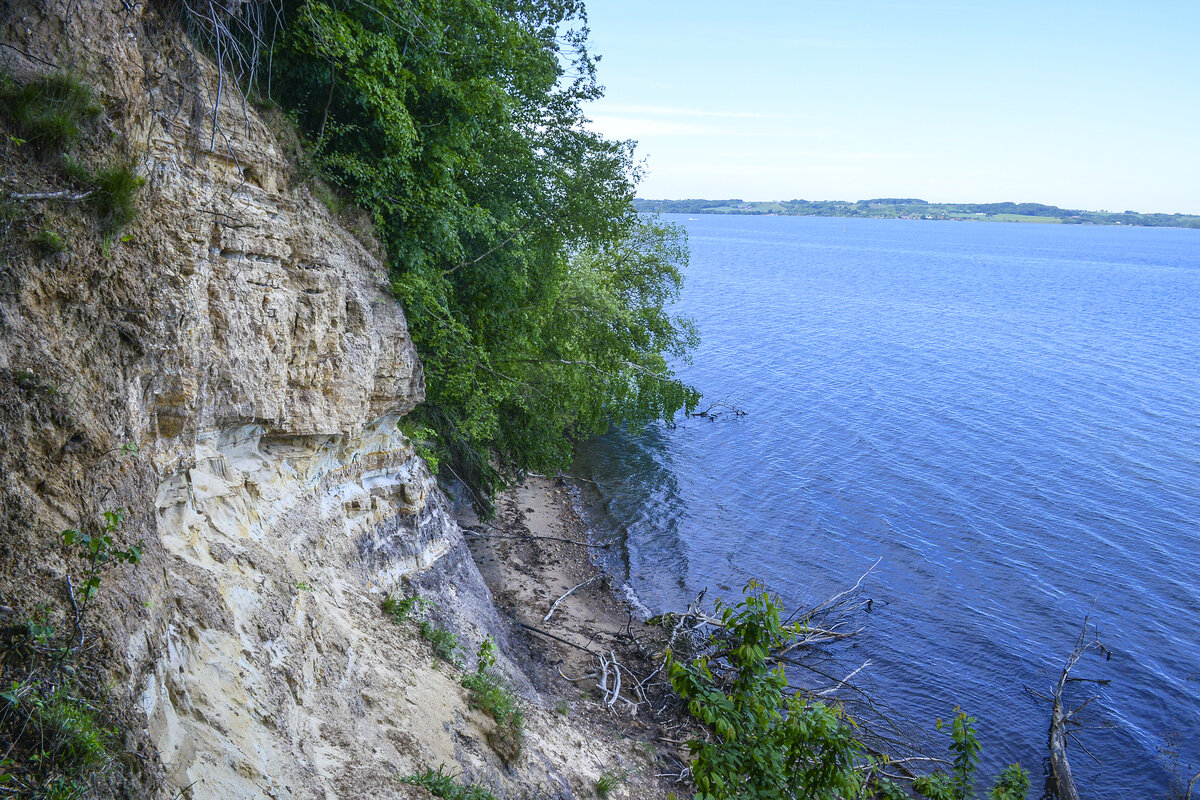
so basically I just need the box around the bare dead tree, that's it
[1028,617,1109,800]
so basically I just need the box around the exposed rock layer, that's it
[0,3,651,797]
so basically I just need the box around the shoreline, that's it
[456,475,689,790]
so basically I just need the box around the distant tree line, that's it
[633,198,1200,228]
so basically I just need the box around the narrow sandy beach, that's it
[459,476,639,689]
[456,475,690,756]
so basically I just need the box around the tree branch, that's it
[8,189,92,202]
[444,218,539,276]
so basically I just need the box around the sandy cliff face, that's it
[0,3,648,798]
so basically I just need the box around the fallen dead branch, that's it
[1045,617,1108,800]
[517,621,595,653]
[543,575,603,624]
[7,189,92,202]
[594,650,640,713]
[650,560,880,664]
[689,398,747,421]
[815,659,872,697]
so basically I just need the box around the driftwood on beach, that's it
[544,559,888,733]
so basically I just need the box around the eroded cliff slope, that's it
[0,3,651,797]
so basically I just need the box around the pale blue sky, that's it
[582,1,1200,213]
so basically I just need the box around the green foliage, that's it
[460,637,522,759]
[61,508,143,602]
[265,0,699,508]
[668,584,1031,800]
[0,72,101,154]
[381,593,459,663]
[873,777,913,800]
[474,634,497,673]
[419,621,461,665]
[400,765,499,800]
[0,72,142,248]
[1,508,141,798]
[25,686,111,773]
[947,710,981,799]
[913,771,957,800]
[398,420,440,475]
[84,164,143,237]
[31,228,68,255]
[912,710,1029,800]
[989,764,1030,800]
[381,593,428,624]
[60,158,144,239]
[666,581,863,800]
[0,677,105,798]
[595,772,621,798]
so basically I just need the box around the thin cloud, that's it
[687,150,933,161]
[586,115,723,138]
[795,151,933,160]
[598,104,799,120]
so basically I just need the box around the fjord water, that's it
[573,214,1200,796]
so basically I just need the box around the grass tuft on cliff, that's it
[0,71,100,154]
[400,765,499,800]
[1,72,143,254]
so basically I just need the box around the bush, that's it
[381,594,428,624]
[87,164,143,236]
[461,670,521,727]
[461,638,522,761]
[28,686,112,772]
[989,764,1030,800]
[0,506,142,798]
[668,583,1032,800]
[667,582,864,800]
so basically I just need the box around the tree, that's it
[266,0,699,508]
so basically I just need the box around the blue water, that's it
[572,214,1200,797]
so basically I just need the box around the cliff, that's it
[0,3,654,797]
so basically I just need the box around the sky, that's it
[581,1,1200,214]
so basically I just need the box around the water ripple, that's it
[575,215,1200,797]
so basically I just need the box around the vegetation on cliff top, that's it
[239,0,699,509]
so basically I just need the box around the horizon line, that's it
[633,197,1200,218]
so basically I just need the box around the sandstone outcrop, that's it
[0,3,651,797]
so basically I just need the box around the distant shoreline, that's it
[634,198,1200,229]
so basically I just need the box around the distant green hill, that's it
[633,198,1200,229]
